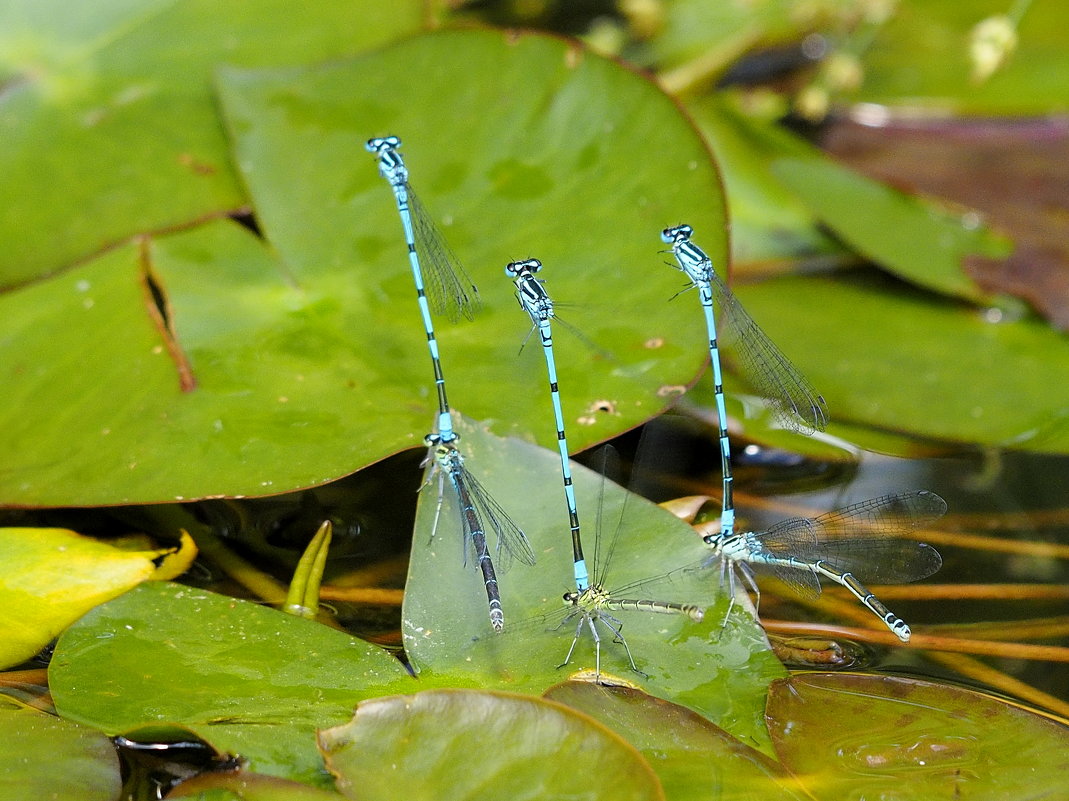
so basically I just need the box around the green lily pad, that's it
[635,0,807,75]
[319,690,664,801]
[855,1,1069,115]
[400,417,785,752]
[766,673,1069,799]
[684,375,959,460]
[545,682,806,801]
[684,94,846,269]
[678,382,848,462]
[0,219,431,506]
[735,274,1069,452]
[0,703,120,801]
[0,0,423,286]
[216,27,723,451]
[772,157,1011,303]
[49,581,412,786]
[1,27,726,507]
[169,771,347,801]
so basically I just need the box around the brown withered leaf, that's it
[822,116,1069,329]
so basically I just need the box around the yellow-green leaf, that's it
[0,527,176,667]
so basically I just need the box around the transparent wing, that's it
[724,522,825,600]
[814,491,948,536]
[761,492,946,584]
[460,467,536,570]
[709,270,828,434]
[755,516,820,555]
[590,445,626,588]
[408,184,480,322]
[556,313,613,359]
[802,537,942,584]
[606,556,713,610]
[760,562,823,600]
[425,469,473,569]
[578,445,708,614]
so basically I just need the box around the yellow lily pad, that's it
[0,527,192,667]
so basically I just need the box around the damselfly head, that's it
[423,433,441,447]
[661,224,693,245]
[505,258,543,277]
[562,590,580,605]
[365,135,401,153]
[702,531,723,551]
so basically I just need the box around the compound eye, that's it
[366,136,401,152]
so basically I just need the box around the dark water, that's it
[5,411,1066,711]
[609,412,1069,714]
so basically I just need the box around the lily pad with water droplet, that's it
[49,581,412,786]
